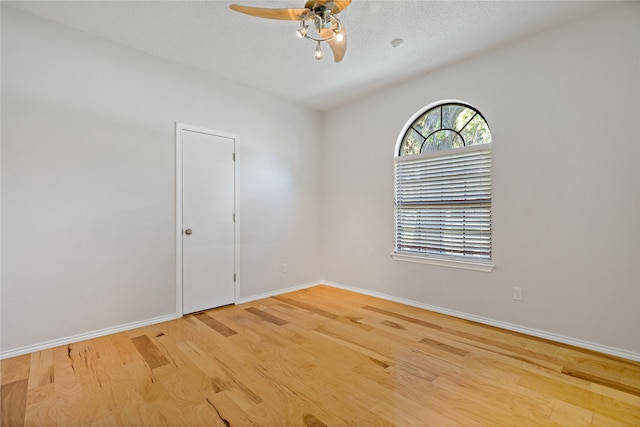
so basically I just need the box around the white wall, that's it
[1,6,322,353]
[320,2,640,357]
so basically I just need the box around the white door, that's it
[181,128,235,314]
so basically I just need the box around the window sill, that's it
[391,252,495,272]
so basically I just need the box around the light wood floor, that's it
[1,285,639,426]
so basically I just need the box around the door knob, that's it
[185,228,193,235]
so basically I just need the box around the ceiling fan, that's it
[229,0,352,62]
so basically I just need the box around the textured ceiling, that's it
[4,0,613,112]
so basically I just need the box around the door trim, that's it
[175,122,239,316]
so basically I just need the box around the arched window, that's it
[393,101,494,271]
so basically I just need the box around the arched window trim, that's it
[392,100,495,272]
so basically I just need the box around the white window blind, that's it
[394,144,492,260]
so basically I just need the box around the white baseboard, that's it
[0,313,181,360]
[4,280,638,363]
[323,281,640,363]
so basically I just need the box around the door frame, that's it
[175,122,239,316]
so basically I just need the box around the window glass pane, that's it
[413,108,441,137]
[400,128,424,155]
[460,114,492,146]
[453,108,476,132]
[442,104,468,130]
[422,130,463,152]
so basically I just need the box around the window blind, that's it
[394,145,492,260]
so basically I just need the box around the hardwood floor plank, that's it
[193,313,237,337]
[274,294,374,332]
[250,353,392,425]
[272,295,339,319]
[68,340,117,423]
[302,413,328,427]
[109,332,144,366]
[247,395,353,427]
[244,306,287,326]
[1,354,30,385]
[3,285,639,426]
[24,382,58,427]
[152,340,218,404]
[363,304,444,330]
[562,366,640,397]
[590,382,640,407]
[371,399,467,427]
[433,369,556,425]
[591,411,639,427]
[519,370,640,424]
[51,344,91,426]
[201,339,352,426]
[176,340,262,410]
[27,349,54,390]
[1,378,28,427]
[204,391,261,427]
[93,336,145,417]
[548,399,594,426]
[130,335,169,369]
[221,306,389,424]
[197,322,350,426]
[313,326,395,366]
[380,319,406,330]
[419,336,470,357]
[179,316,226,355]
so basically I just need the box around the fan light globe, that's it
[314,42,323,60]
[296,23,307,38]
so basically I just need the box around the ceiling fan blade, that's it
[229,4,307,20]
[328,34,347,62]
[331,0,352,14]
[304,0,329,9]
[303,0,351,14]
[321,27,347,62]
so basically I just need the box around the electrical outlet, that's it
[282,263,287,273]
[513,286,523,301]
